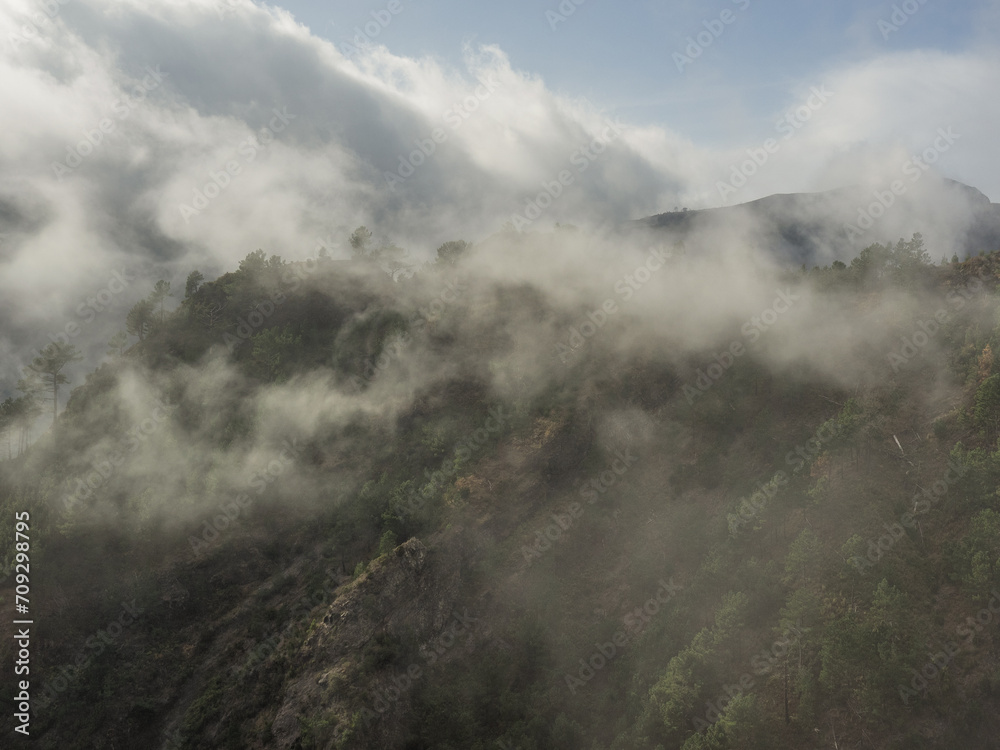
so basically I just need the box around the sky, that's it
[289,0,989,145]
[0,0,998,400]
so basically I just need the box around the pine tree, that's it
[107,331,128,358]
[126,299,155,341]
[185,271,204,298]
[150,280,172,324]
[24,342,81,425]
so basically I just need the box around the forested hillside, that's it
[4,230,1000,750]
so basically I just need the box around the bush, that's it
[378,529,398,556]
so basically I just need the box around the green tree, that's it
[25,342,82,425]
[955,509,1000,596]
[195,300,227,329]
[377,529,397,556]
[126,299,155,341]
[850,242,890,285]
[237,250,284,280]
[185,270,204,298]
[150,280,172,324]
[381,243,411,280]
[349,226,373,259]
[106,330,128,358]
[649,593,749,742]
[16,374,44,402]
[779,587,822,725]
[0,395,41,458]
[783,528,821,586]
[973,374,1000,441]
[349,226,410,277]
[649,630,710,738]
[0,398,14,459]
[435,240,470,266]
[239,249,268,276]
[821,579,920,719]
[888,232,930,284]
[713,693,766,750]
[250,327,302,381]
[867,579,920,694]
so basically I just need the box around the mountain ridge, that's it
[632,176,1000,266]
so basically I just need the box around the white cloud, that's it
[0,0,996,394]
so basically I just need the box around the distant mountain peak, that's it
[633,177,1000,265]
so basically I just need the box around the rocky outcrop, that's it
[270,537,470,749]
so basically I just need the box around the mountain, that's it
[632,176,1000,266]
[5,229,1000,749]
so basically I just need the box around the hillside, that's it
[5,234,1000,749]
[632,177,1000,267]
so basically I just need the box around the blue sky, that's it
[274,0,988,145]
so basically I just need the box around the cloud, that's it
[0,0,996,400]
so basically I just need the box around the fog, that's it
[2,0,999,400]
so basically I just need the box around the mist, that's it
[3,1,1000,748]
